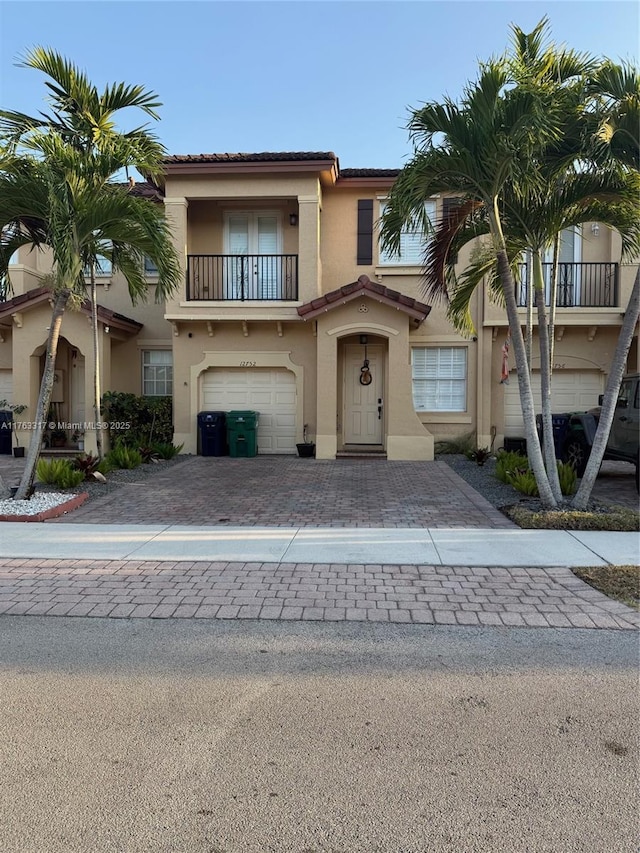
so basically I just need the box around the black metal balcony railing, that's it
[187,255,298,301]
[516,262,619,308]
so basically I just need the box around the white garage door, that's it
[504,370,603,436]
[0,369,13,405]
[202,368,296,454]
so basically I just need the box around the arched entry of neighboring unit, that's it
[339,333,388,450]
[32,336,86,447]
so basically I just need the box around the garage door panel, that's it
[202,368,296,454]
[504,371,603,436]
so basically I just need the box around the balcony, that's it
[517,262,619,308]
[187,254,298,301]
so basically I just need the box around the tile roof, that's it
[0,286,143,333]
[164,152,337,164]
[338,168,400,178]
[297,275,431,324]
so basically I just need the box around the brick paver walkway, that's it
[0,558,637,629]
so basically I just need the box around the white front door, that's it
[225,212,280,299]
[344,345,383,445]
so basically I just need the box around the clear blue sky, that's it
[1,1,638,169]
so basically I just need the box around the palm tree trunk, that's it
[548,234,560,373]
[489,205,557,508]
[15,289,70,500]
[526,252,533,369]
[533,252,562,503]
[90,265,103,460]
[572,267,640,509]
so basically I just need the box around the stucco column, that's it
[476,330,493,449]
[163,197,189,447]
[315,327,338,459]
[163,197,189,310]
[297,193,321,303]
[385,331,434,460]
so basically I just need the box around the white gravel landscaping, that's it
[0,492,73,516]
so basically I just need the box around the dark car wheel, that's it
[564,434,589,477]
[635,453,639,494]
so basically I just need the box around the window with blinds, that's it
[412,347,467,412]
[142,350,173,396]
[378,200,436,266]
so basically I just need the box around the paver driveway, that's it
[48,457,513,528]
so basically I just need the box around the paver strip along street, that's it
[0,558,637,629]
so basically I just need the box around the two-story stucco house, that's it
[1,151,638,459]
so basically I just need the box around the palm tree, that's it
[380,59,567,507]
[0,48,169,460]
[0,137,181,500]
[380,20,639,509]
[572,62,640,508]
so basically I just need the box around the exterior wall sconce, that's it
[591,222,600,236]
[289,213,298,226]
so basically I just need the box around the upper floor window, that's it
[142,350,173,396]
[378,200,436,266]
[412,346,467,412]
[144,256,159,276]
[84,243,112,278]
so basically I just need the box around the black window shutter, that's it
[357,199,373,265]
[443,196,463,225]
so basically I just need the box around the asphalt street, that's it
[0,617,637,853]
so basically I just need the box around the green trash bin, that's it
[227,411,259,457]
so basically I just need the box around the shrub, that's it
[468,447,492,466]
[557,461,577,497]
[37,458,71,485]
[72,453,112,479]
[102,391,173,447]
[138,445,160,464]
[505,467,539,496]
[152,441,184,460]
[435,431,476,456]
[106,445,143,470]
[36,458,85,489]
[495,450,529,483]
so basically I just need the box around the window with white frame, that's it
[142,350,173,396]
[378,200,436,266]
[144,255,159,276]
[84,243,112,278]
[412,347,467,412]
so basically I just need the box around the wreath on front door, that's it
[359,359,372,386]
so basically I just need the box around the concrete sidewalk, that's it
[0,521,637,566]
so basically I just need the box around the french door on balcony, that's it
[225,212,281,299]
[543,227,582,306]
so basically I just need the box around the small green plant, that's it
[106,445,143,469]
[495,450,529,483]
[152,441,184,460]
[557,460,577,496]
[36,458,85,489]
[505,467,539,496]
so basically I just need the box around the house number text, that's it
[240,361,257,367]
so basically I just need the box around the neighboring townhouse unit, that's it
[1,151,638,459]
